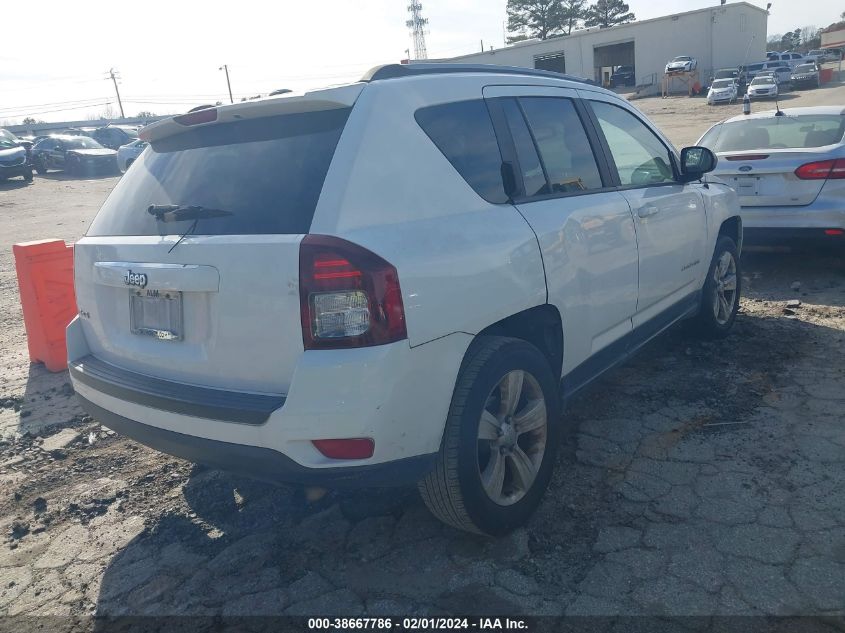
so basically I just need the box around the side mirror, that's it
[680,146,717,181]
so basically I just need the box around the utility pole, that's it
[219,65,234,104]
[108,68,125,119]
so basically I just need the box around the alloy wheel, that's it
[477,370,548,506]
[712,251,738,325]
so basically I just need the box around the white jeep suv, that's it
[68,64,742,535]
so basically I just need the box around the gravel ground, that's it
[1,79,844,621]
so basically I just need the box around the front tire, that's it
[419,337,560,536]
[34,158,47,175]
[689,235,741,338]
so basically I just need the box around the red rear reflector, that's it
[795,159,845,180]
[725,154,769,161]
[312,438,375,460]
[173,108,218,126]
[825,229,844,236]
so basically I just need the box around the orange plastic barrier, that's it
[820,68,833,84]
[13,240,77,372]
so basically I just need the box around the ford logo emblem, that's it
[739,165,753,172]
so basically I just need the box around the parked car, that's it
[746,76,779,99]
[766,51,780,61]
[757,66,791,85]
[790,63,821,89]
[707,79,738,105]
[772,52,806,69]
[116,139,147,172]
[31,135,118,175]
[665,56,697,73]
[699,106,845,247]
[92,125,139,150]
[806,50,830,64]
[610,65,636,88]
[0,132,33,182]
[713,67,742,86]
[67,63,741,535]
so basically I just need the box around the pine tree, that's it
[583,0,635,28]
[561,0,587,34]
[506,0,566,41]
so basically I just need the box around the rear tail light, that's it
[312,438,375,460]
[299,235,407,350]
[795,159,845,180]
[824,229,844,236]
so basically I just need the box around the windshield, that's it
[715,70,737,78]
[672,57,690,62]
[712,80,734,89]
[751,77,775,85]
[794,64,816,73]
[66,137,104,149]
[699,114,845,152]
[0,138,20,150]
[88,108,350,237]
[616,66,633,73]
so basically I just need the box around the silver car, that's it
[697,107,845,245]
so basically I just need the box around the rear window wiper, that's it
[147,204,233,222]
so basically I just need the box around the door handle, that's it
[637,205,660,218]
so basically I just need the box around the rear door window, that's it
[87,108,350,236]
[499,99,548,197]
[415,100,508,204]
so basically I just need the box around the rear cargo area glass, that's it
[87,108,350,236]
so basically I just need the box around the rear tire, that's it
[418,337,560,536]
[34,158,47,175]
[689,235,741,339]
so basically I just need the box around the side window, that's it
[499,99,548,197]
[415,100,508,204]
[517,97,604,194]
[589,101,675,187]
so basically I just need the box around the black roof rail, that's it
[362,63,597,85]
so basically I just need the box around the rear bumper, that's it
[76,394,436,487]
[67,316,470,485]
[743,227,845,248]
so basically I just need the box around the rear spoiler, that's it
[140,83,365,143]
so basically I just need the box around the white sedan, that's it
[707,79,738,105]
[116,139,148,173]
[746,76,778,99]
[698,106,845,247]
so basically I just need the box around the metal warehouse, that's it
[433,1,767,90]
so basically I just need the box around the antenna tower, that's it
[406,3,429,60]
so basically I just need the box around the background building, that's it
[432,2,767,90]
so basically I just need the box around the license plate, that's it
[732,176,759,197]
[129,290,183,341]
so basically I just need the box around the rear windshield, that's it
[699,114,845,152]
[87,108,350,236]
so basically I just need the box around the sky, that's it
[1,0,841,125]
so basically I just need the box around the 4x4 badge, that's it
[124,270,148,288]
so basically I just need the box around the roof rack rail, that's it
[362,63,596,85]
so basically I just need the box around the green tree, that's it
[506,0,565,41]
[136,111,157,118]
[561,0,587,34]
[22,117,37,125]
[583,0,635,28]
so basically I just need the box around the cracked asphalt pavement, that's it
[2,88,845,623]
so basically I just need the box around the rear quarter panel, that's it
[310,78,548,348]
